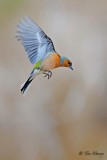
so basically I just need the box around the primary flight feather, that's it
[16,17,73,94]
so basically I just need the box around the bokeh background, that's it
[0,0,107,159]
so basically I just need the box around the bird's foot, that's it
[43,71,52,79]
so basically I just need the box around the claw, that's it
[43,71,52,79]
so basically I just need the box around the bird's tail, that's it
[20,76,34,94]
[20,69,41,94]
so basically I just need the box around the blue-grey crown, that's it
[60,56,68,64]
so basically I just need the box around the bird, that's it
[16,17,73,94]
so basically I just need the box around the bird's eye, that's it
[68,61,72,65]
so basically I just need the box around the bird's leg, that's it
[43,72,50,79]
[48,71,52,78]
[43,71,52,79]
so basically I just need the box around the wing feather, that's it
[16,17,56,64]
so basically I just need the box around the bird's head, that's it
[60,56,73,70]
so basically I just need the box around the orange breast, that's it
[41,53,61,71]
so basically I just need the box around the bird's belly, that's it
[41,61,56,71]
[41,53,60,71]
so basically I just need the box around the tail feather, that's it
[20,69,41,94]
[20,77,34,94]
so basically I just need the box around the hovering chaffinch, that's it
[16,17,73,94]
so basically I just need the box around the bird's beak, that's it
[69,66,73,70]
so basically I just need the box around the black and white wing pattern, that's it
[16,17,56,64]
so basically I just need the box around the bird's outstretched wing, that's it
[16,17,56,64]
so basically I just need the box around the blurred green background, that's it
[0,0,107,159]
